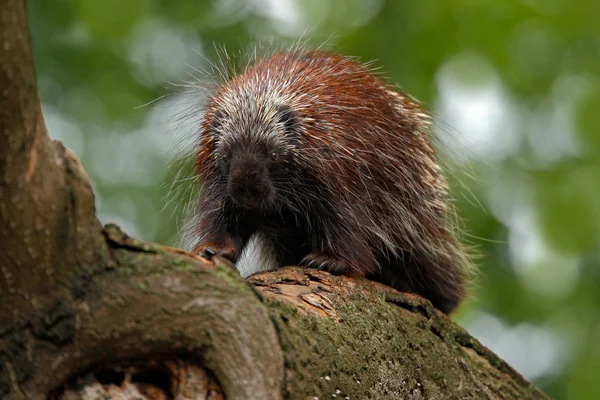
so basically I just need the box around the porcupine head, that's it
[189,49,472,315]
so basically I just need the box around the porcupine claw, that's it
[200,246,236,263]
[203,247,216,258]
[299,252,352,275]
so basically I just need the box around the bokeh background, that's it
[29,1,600,398]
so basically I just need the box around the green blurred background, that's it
[28,0,600,398]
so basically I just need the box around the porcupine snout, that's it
[227,156,275,210]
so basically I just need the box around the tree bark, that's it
[0,0,548,399]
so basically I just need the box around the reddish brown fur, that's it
[190,50,470,314]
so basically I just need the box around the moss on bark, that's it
[250,268,547,400]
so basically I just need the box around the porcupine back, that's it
[194,50,472,313]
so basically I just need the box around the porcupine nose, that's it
[228,160,273,209]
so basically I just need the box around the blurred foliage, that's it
[28,0,600,398]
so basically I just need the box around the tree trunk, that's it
[0,1,548,399]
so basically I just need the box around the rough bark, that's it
[0,0,548,399]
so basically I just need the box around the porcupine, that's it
[188,49,472,314]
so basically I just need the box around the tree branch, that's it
[0,0,104,326]
[15,226,283,399]
[248,267,544,399]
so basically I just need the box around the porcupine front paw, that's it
[197,243,237,263]
[299,252,353,275]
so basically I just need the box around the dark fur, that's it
[191,50,470,314]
